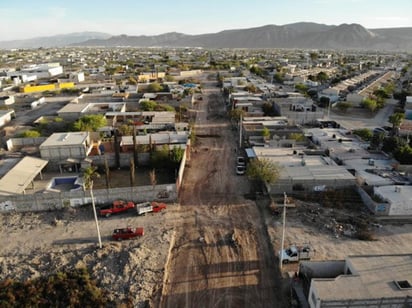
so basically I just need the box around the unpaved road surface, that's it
[159,81,284,307]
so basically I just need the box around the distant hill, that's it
[1,23,411,51]
[0,32,112,49]
[74,23,412,51]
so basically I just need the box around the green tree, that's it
[250,65,265,77]
[156,104,175,112]
[336,101,352,113]
[262,102,276,116]
[72,114,107,132]
[118,123,133,136]
[246,158,281,185]
[164,74,175,82]
[128,76,138,85]
[140,100,158,111]
[170,146,184,167]
[353,128,373,141]
[147,82,163,92]
[262,127,270,140]
[316,71,329,83]
[373,88,390,99]
[393,90,411,104]
[230,109,245,121]
[309,52,318,62]
[245,83,257,93]
[150,145,169,168]
[382,136,407,154]
[394,145,412,164]
[273,72,284,83]
[319,96,330,108]
[189,124,196,146]
[388,112,404,131]
[294,83,308,95]
[370,131,386,150]
[289,133,305,142]
[362,97,378,113]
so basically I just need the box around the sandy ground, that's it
[0,205,175,307]
[1,77,412,307]
[267,199,412,274]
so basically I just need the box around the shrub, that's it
[18,130,41,138]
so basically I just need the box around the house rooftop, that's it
[40,132,89,148]
[313,254,412,301]
[57,103,89,113]
[252,146,355,182]
[374,185,412,215]
[0,156,48,196]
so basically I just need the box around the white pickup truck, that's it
[136,201,167,216]
[135,202,152,215]
[280,245,314,263]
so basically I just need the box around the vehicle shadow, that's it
[52,236,111,245]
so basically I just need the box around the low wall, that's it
[355,185,390,216]
[0,183,177,213]
[269,178,356,194]
[6,137,47,151]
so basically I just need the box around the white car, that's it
[236,165,246,175]
[236,156,246,166]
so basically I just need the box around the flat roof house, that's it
[251,147,356,193]
[39,132,92,171]
[301,254,412,308]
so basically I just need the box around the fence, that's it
[6,137,47,151]
[0,183,177,213]
[355,185,390,216]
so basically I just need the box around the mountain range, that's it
[0,32,111,49]
[1,23,411,51]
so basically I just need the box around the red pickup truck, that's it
[112,227,144,241]
[99,200,135,217]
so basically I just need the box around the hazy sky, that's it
[1,0,411,40]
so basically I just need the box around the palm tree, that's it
[83,166,102,249]
[389,112,405,136]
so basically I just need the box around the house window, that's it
[395,280,412,290]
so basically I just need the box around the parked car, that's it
[279,244,314,263]
[373,127,388,135]
[136,201,167,216]
[236,165,246,175]
[236,156,246,166]
[99,200,135,218]
[112,227,144,241]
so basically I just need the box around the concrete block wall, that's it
[0,183,177,213]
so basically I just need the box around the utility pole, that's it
[327,99,331,119]
[90,180,102,249]
[279,192,287,271]
[239,113,243,148]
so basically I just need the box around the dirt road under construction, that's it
[159,81,284,307]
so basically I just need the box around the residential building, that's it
[299,254,412,308]
[39,132,93,171]
[0,109,15,127]
[250,146,356,193]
